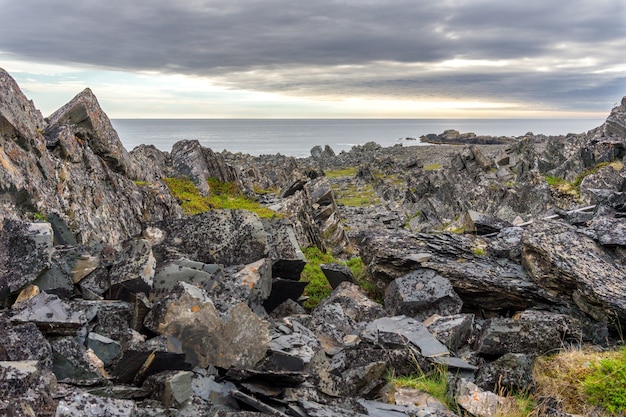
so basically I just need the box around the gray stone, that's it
[192,374,239,409]
[384,269,463,322]
[589,216,626,246]
[0,318,52,368]
[389,389,457,416]
[0,219,53,299]
[456,378,512,417]
[80,238,155,297]
[0,360,58,416]
[521,220,626,320]
[475,353,535,392]
[262,218,306,280]
[171,140,212,195]
[10,292,86,335]
[465,210,513,235]
[51,337,107,385]
[153,258,223,291]
[55,389,137,417]
[155,210,269,266]
[320,263,356,289]
[158,293,270,369]
[363,315,449,358]
[263,278,308,313]
[475,311,582,355]
[87,332,122,367]
[424,314,475,352]
[299,400,368,417]
[143,370,193,408]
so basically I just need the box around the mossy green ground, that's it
[163,176,277,218]
[300,246,376,308]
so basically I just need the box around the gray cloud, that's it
[1,0,624,111]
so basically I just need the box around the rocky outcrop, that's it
[1,68,625,416]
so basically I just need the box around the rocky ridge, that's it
[1,67,625,416]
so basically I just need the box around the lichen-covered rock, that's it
[475,353,535,392]
[55,388,137,417]
[0,219,53,300]
[521,220,626,321]
[384,268,463,321]
[46,87,136,176]
[0,360,58,417]
[475,311,582,355]
[0,318,52,368]
[51,337,108,385]
[158,293,270,369]
[155,210,269,266]
[424,314,475,352]
[10,292,86,335]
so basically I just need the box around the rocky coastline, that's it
[1,66,625,416]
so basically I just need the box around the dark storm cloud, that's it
[1,0,624,110]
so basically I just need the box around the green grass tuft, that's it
[325,166,358,178]
[583,347,626,415]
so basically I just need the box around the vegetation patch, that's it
[300,247,379,308]
[325,166,358,178]
[133,180,149,187]
[332,183,379,207]
[163,176,277,218]
[423,163,442,171]
[534,346,626,416]
[389,365,455,410]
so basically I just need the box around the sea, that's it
[111,119,604,158]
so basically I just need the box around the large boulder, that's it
[384,268,463,321]
[46,87,136,176]
[155,210,269,266]
[0,219,53,300]
[521,220,626,321]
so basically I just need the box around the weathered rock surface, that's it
[1,69,625,416]
[521,220,626,321]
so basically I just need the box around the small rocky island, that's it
[1,67,625,416]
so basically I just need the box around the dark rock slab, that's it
[465,210,513,235]
[0,318,52,368]
[87,332,122,367]
[300,400,368,417]
[320,263,356,289]
[10,292,86,335]
[475,353,535,392]
[384,268,463,321]
[52,337,107,386]
[424,314,475,352]
[46,87,136,176]
[263,278,308,313]
[230,389,291,417]
[143,370,193,408]
[0,219,53,300]
[521,220,626,320]
[363,315,449,358]
[475,311,583,355]
[262,218,306,280]
[155,210,269,266]
[80,238,155,298]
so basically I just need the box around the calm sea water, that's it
[111,119,604,158]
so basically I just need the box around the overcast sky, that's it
[0,0,624,118]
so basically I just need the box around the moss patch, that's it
[163,176,278,218]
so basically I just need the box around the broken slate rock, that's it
[0,360,58,417]
[55,388,138,417]
[10,292,86,335]
[153,258,223,291]
[384,269,463,322]
[0,318,52,368]
[363,315,449,358]
[0,219,53,300]
[87,332,122,367]
[143,370,193,408]
[263,278,308,313]
[158,293,270,369]
[320,263,356,289]
[475,353,535,392]
[456,378,512,417]
[424,314,475,352]
[51,337,108,386]
[465,210,513,235]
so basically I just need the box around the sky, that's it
[0,0,624,119]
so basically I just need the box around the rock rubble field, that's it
[1,67,625,416]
